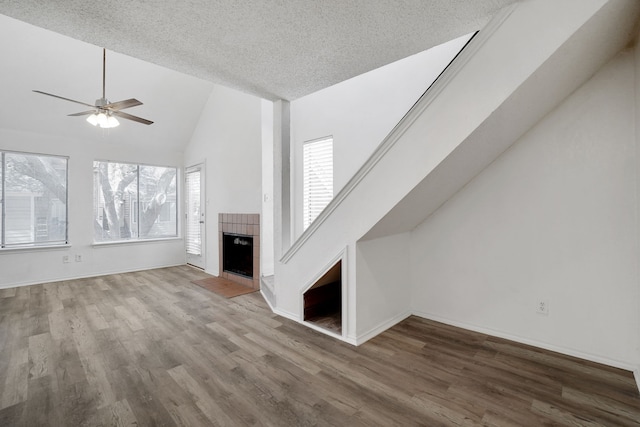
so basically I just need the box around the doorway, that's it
[186,165,205,269]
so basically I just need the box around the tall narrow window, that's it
[303,137,333,230]
[93,161,177,242]
[0,151,68,248]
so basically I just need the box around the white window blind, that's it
[303,137,333,230]
[185,169,201,255]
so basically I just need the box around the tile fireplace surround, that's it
[218,213,260,290]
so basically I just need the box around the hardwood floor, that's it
[0,266,639,426]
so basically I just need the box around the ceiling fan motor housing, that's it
[95,98,109,108]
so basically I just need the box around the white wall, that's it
[261,99,275,276]
[410,50,640,368]
[184,84,263,276]
[290,34,472,238]
[0,128,185,288]
[356,233,411,338]
[274,0,615,345]
[0,80,265,287]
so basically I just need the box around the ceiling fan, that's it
[33,48,153,128]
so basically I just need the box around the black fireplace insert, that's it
[222,233,253,278]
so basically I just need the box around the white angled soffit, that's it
[360,0,640,241]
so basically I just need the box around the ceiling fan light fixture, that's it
[96,112,108,127]
[105,115,120,128]
[86,113,99,126]
[86,111,119,129]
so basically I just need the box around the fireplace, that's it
[219,213,260,290]
[223,233,253,278]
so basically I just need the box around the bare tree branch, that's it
[9,156,66,201]
[97,163,136,239]
[140,168,176,235]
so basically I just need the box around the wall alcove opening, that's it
[303,260,342,334]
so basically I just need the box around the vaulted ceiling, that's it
[0,0,520,101]
[0,14,214,151]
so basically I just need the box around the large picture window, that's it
[303,137,333,230]
[93,161,177,242]
[0,151,68,248]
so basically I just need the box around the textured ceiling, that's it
[0,0,519,101]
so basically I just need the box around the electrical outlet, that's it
[536,299,549,315]
[62,255,70,264]
[75,254,82,262]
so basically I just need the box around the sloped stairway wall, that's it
[272,0,640,344]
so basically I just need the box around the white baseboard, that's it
[353,310,412,346]
[243,293,640,383]
[272,306,298,323]
[260,288,276,312]
[270,305,410,346]
[414,310,637,373]
[0,262,185,290]
[202,268,219,277]
[301,319,353,344]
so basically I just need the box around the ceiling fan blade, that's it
[104,98,143,111]
[68,110,96,117]
[112,110,154,125]
[33,90,96,108]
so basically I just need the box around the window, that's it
[0,151,68,248]
[185,167,202,256]
[303,137,333,229]
[93,161,177,242]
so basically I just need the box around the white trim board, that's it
[352,310,412,346]
[0,262,186,290]
[260,288,277,312]
[272,306,298,323]
[414,310,639,375]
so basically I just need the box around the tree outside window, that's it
[93,161,177,242]
[0,151,68,248]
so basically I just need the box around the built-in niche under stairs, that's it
[303,260,342,334]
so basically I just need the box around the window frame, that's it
[93,159,179,244]
[0,149,69,249]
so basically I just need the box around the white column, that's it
[273,100,291,260]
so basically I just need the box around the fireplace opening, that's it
[222,233,254,278]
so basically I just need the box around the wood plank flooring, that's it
[0,265,639,426]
